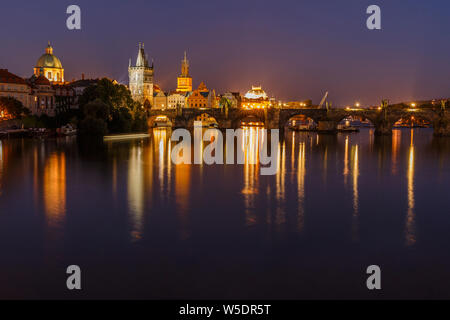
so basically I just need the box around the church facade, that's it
[128,43,154,107]
[0,42,78,117]
[33,42,65,84]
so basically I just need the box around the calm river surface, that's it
[1,128,450,299]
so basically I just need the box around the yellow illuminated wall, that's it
[177,76,192,92]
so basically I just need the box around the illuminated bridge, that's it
[148,99,450,136]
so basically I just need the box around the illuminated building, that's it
[128,43,154,106]
[285,100,312,108]
[0,69,33,111]
[28,75,56,116]
[153,84,161,93]
[1,44,77,117]
[242,86,270,109]
[187,82,217,108]
[168,91,188,109]
[176,52,192,92]
[153,90,168,110]
[33,42,65,84]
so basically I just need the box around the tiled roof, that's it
[69,79,98,87]
[34,75,51,85]
[0,69,27,85]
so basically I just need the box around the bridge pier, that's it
[433,119,450,137]
[317,120,338,133]
[218,120,232,129]
[374,121,393,135]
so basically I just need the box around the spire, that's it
[198,81,207,91]
[134,42,151,67]
[136,43,145,67]
[46,41,53,55]
[181,51,189,76]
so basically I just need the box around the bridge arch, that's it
[230,109,266,128]
[186,113,219,127]
[335,113,377,129]
[393,113,433,128]
[278,110,325,129]
[286,114,318,130]
[148,114,174,128]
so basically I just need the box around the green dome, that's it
[36,53,63,69]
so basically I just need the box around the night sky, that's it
[1,0,449,106]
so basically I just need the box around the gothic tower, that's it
[176,51,192,92]
[128,43,154,106]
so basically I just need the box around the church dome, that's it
[35,42,63,69]
[244,86,268,99]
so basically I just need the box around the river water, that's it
[0,128,450,299]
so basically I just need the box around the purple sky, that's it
[1,0,450,106]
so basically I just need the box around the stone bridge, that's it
[149,102,450,136]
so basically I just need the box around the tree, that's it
[0,96,30,119]
[219,96,232,109]
[109,106,132,133]
[219,97,232,119]
[132,108,149,132]
[79,78,135,112]
[78,78,148,134]
[79,116,108,136]
[83,99,110,120]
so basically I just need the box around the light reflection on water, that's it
[352,144,359,240]
[0,140,3,196]
[127,144,144,240]
[406,129,416,246]
[43,152,66,227]
[1,127,450,298]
